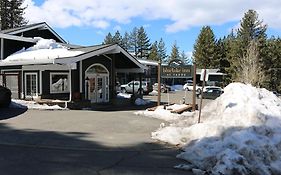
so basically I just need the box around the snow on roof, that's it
[0,38,84,66]
[137,82,281,174]
[138,59,158,66]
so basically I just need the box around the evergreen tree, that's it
[148,41,159,61]
[193,26,216,69]
[0,0,27,30]
[215,38,230,73]
[112,30,123,46]
[180,50,191,65]
[137,26,151,59]
[169,41,180,62]
[129,27,138,56]
[122,32,130,50]
[229,9,267,83]
[103,32,114,44]
[264,37,281,92]
[158,38,167,63]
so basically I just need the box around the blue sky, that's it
[24,0,281,57]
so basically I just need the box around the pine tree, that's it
[0,0,27,30]
[112,30,123,46]
[169,41,180,62]
[148,41,159,61]
[215,38,230,73]
[158,38,167,63]
[193,26,216,69]
[103,32,113,44]
[129,27,138,56]
[180,50,191,64]
[229,9,267,83]
[122,32,130,50]
[237,9,267,56]
[137,26,151,59]
[264,37,281,92]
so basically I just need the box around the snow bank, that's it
[10,99,66,110]
[142,83,281,174]
[2,38,83,65]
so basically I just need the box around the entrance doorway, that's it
[25,73,38,99]
[85,64,109,103]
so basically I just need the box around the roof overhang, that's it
[0,33,36,43]
[4,22,66,44]
[55,44,147,72]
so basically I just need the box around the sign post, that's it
[198,69,208,123]
[157,62,161,106]
[192,63,196,111]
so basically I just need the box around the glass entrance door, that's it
[87,75,109,103]
[85,64,109,103]
[25,73,38,98]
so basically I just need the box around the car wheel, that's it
[161,88,166,93]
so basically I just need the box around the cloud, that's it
[23,0,281,32]
[113,25,122,31]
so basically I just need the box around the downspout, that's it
[65,67,72,108]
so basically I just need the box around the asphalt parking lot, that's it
[0,108,192,175]
[0,90,211,175]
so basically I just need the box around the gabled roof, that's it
[55,44,147,72]
[0,22,66,43]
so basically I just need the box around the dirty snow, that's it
[1,38,83,65]
[135,104,195,122]
[137,83,281,175]
[10,99,66,110]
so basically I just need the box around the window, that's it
[50,73,69,93]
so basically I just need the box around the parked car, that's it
[120,81,153,95]
[196,86,223,95]
[183,80,201,92]
[198,88,224,99]
[153,83,171,93]
[0,85,12,108]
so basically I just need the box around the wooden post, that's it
[192,64,196,111]
[157,62,161,106]
[198,69,206,123]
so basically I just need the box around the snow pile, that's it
[135,98,151,106]
[10,99,66,110]
[144,83,281,174]
[2,38,83,65]
[116,93,132,99]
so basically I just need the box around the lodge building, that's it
[0,22,148,104]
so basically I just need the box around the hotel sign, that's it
[161,65,193,78]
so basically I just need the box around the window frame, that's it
[50,72,70,94]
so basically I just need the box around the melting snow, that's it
[10,99,67,110]
[1,37,83,65]
[137,83,281,175]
